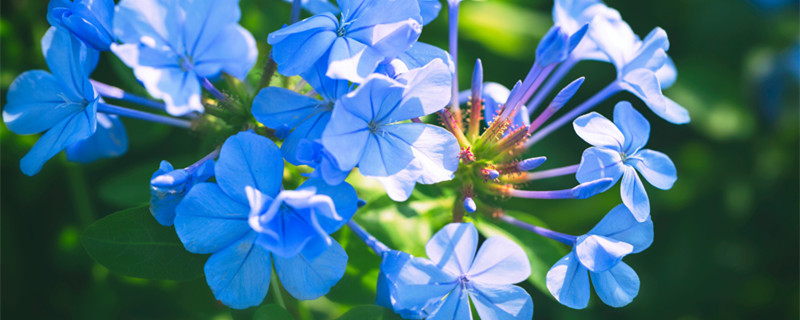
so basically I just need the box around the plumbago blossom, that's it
[2,0,688,318]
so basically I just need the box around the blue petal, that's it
[20,101,97,176]
[174,183,251,254]
[282,112,331,165]
[426,223,478,276]
[391,256,459,313]
[573,112,624,150]
[632,149,677,190]
[481,82,529,132]
[659,96,691,125]
[50,0,115,51]
[371,123,460,188]
[588,204,654,253]
[390,59,452,119]
[268,13,339,76]
[42,27,96,100]
[357,127,416,177]
[252,189,332,259]
[300,54,351,101]
[590,261,640,307]
[656,56,677,89]
[621,69,678,124]
[251,86,326,131]
[376,250,427,318]
[536,26,570,67]
[113,0,183,48]
[326,37,385,83]
[391,42,454,75]
[215,131,284,202]
[576,147,624,186]
[273,240,347,300]
[297,178,358,233]
[426,285,471,320]
[613,101,650,154]
[586,16,640,72]
[470,283,534,320]
[204,232,272,309]
[193,25,257,79]
[65,112,127,163]
[320,106,370,171]
[283,0,339,15]
[418,0,442,25]
[620,166,650,222]
[343,0,422,39]
[3,70,84,135]
[546,253,590,309]
[622,27,669,74]
[467,236,530,285]
[574,234,633,273]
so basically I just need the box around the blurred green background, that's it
[1,0,798,319]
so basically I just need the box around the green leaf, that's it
[253,304,294,320]
[81,206,208,281]
[336,306,400,320]
[475,214,568,294]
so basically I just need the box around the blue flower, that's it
[252,57,351,184]
[174,131,356,308]
[47,0,115,51]
[321,60,459,201]
[150,158,215,226]
[382,223,534,319]
[3,27,99,176]
[546,204,653,309]
[112,0,258,115]
[65,113,128,163]
[267,0,423,83]
[376,42,454,79]
[574,102,677,221]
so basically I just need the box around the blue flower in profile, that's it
[47,0,115,51]
[321,60,459,201]
[546,204,653,309]
[65,113,128,163]
[383,223,534,319]
[574,101,677,221]
[150,158,215,226]
[252,57,351,184]
[112,0,258,115]
[174,131,356,309]
[3,27,99,176]
[268,0,423,83]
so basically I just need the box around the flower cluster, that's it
[3,0,687,318]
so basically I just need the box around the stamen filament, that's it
[97,102,193,129]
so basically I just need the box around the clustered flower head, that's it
[3,0,688,317]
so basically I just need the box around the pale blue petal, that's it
[113,0,183,50]
[470,283,534,320]
[576,147,624,186]
[427,285,471,320]
[586,15,639,72]
[297,178,358,233]
[283,0,339,15]
[623,27,669,74]
[174,183,251,254]
[376,250,427,318]
[268,13,339,76]
[574,234,633,273]
[589,204,654,253]
[391,256,458,312]
[181,0,241,56]
[204,232,272,309]
[657,96,690,124]
[358,128,418,177]
[215,131,284,202]
[20,102,96,176]
[467,236,530,285]
[546,253,590,309]
[573,112,624,150]
[282,112,331,165]
[273,240,347,300]
[48,0,115,51]
[3,70,83,135]
[392,42,454,75]
[388,59,452,120]
[632,149,677,190]
[321,103,369,171]
[426,223,478,276]
[251,86,325,130]
[300,54,351,101]
[344,0,422,40]
[419,0,442,25]
[42,27,95,100]
[621,69,678,124]
[620,166,650,222]
[613,101,650,154]
[66,113,128,163]
[656,55,677,89]
[326,37,385,83]
[590,261,640,307]
[253,190,330,259]
[193,25,258,79]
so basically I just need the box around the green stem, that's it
[67,164,95,227]
[270,270,286,309]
